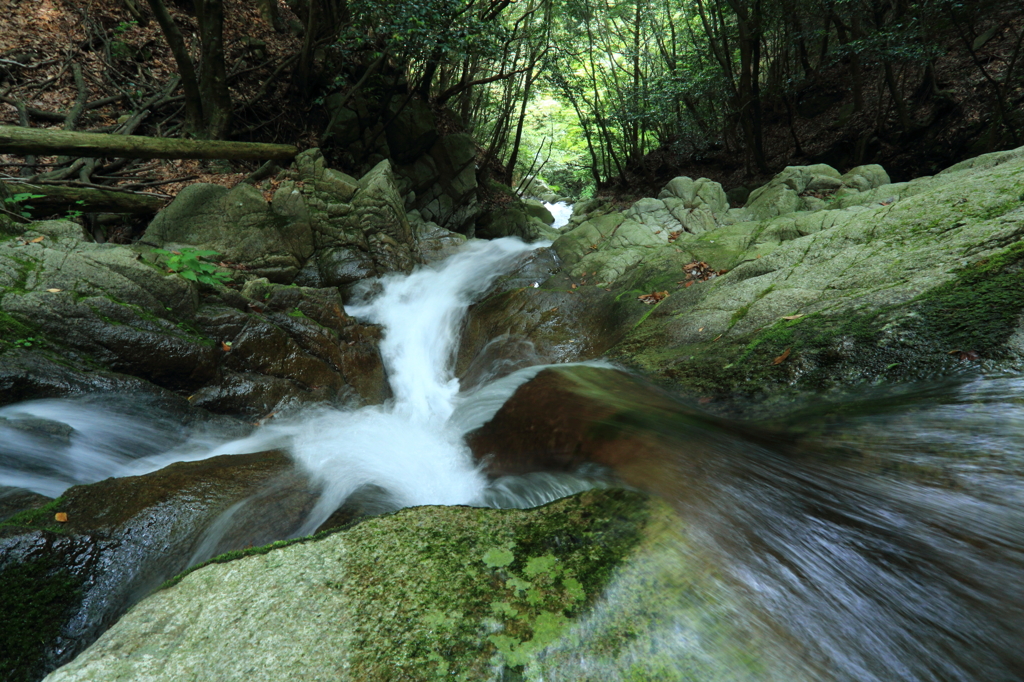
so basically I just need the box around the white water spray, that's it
[1,237,611,535]
[240,237,546,532]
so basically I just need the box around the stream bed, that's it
[2,237,1023,681]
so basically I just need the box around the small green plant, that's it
[65,199,86,221]
[113,20,137,35]
[3,193,45,219]
[13,337,37,347]
[153,248,231,286]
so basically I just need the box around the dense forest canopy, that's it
[1,0,1022,196]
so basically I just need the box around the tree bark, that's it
[194,0,233,139]
[2,182,166,216]
[145,0,203,133]
[0,126,297,160]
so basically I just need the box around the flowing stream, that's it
[2,237,1023,680]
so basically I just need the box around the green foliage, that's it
[153,248,231,286]
[65,200,86,221]
[3,193,45,219]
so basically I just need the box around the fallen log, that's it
[0,125,297,161]
[1,182,165,216]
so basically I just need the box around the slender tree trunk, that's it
[145,0,203,134]
[195,0,232,139]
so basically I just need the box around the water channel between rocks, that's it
[2,237,1023,680]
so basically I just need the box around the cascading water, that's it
[3,236,1024,681]
[1,237,605,536]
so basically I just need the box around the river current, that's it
[2,237,1022,680]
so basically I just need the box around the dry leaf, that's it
[698,397,713,404]
[30,236,45,243]
[638,290,669,304]
[548,307,558,312]
[46,288,62,293]
[698,327,704,332]
[54,512,68,523]
[773,348,792,365]
[713,334,723,341]
[782,314,804,320]
[220,341,233,352]
[571,283,577,289]
[684,281,693,288]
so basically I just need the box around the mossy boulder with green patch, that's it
[608,147,1024,408]
[43,489,656,682]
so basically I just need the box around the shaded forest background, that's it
[1,0,1022,206]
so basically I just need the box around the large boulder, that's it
[144,182,314,284]
[286,150,420,288]
[1,450,315,682]
[39,488,769,682]
[469,146,1024,412]
[146,149,421,291]
[1,222,389,416]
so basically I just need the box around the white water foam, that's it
[1,237,612,536]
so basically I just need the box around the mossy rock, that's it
[43,489,655,681]
[0,451,313,681]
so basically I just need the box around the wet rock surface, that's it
[41,489,657,681]
[0,226,389,417]
[0,451,318,682]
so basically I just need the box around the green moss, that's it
[341,490,649,679]
[0,310,38,349]
[0,497,66,533]
[615,240,1024,403]
[0,554,84,682]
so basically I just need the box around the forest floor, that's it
[0,0,312,207]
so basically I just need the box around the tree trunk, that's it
[194,0,233,139]
[0,126,298,160]
[145,0,204,134]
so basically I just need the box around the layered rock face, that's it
[460,146,1024,411]
[0,150,474,418]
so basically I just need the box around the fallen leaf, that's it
[684,281,693,288]
[604,288,611,291]
[548,307,558,312]
[221,341,233,351]
[773,348,792,365]
[46,288,62,293]
[54,513,68,523]
[756,254,761,259]
[698,327,704,332]
[638,290,669,304]
[571,283,577,289]
[782,314,804,320]
[713,334,723,341]
[698,397,713,404]
[30,236,45,243]
[958,350,979,361]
